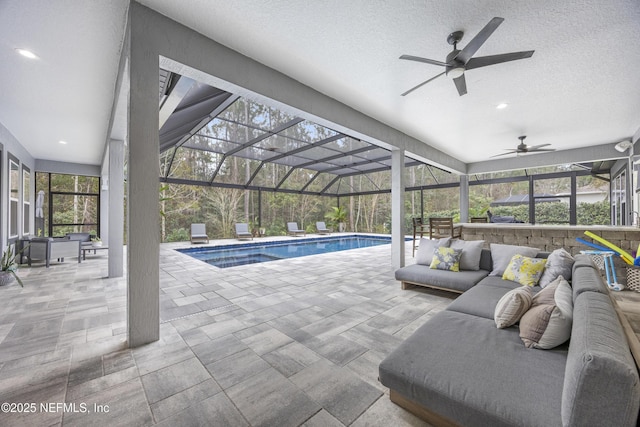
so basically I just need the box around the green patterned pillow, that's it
[502,254,547,286]
[429,247,463,272]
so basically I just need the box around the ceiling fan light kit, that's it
[400,17,534,97]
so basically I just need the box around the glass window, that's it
[23,167,30,235]
[9,158,19,238]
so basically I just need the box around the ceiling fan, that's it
[400,17,534,96]
[491,136,556,158]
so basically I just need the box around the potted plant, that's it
[0,245,24,287]
[325,206,347,232]
[91,236,103,247]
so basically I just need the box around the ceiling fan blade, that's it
[529,148,556,152]
[453,74,467,96]
[455,17,504,64]
[401,71,446,96]
[465,51,535,70]
[399,55,447,67]
[526,143,551,150]
[490,150,518,158]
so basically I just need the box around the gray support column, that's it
[459,175,469,223]
[108,139,124,278]
[128,13,160,346]
[391,148,405,269]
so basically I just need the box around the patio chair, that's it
[428,217,462,240]
[235,223,254,240]
[316,221,332,234]
[190,223,209,244]
[287,222,306,237]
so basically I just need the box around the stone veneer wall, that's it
[460,224,640,283]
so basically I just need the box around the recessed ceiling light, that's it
[59,140,68,145]
[496,103,508,110]
[15,48,37,59]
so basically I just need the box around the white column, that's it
[108,139,124,278]
[128,14,160,347]
[391,148,405,269]
[459,174,469,223]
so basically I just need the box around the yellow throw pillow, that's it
[502,254,547,287]
[430,247,462,272]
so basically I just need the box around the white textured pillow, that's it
[519,276,573,349]
[494,286,533,328]
[415,237,451,265]
[489,244,539,276]
[450,240,485,271]
[539,248,574,288]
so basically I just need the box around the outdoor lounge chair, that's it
[234,223,253,240]
[287,222,306,237]
[316,221,332,234]
[190,223,209,244]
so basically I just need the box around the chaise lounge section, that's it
[380,253,640,426]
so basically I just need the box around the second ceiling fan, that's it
[491,136,556,158]
[400,17,534,96]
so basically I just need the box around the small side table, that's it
[82,246,109,260]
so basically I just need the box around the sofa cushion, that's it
[539,248,574,288]
[416,237,451,265]
[446,282,517,319]
[395,264,489,293]
[494,287,533,328]
[520,277,573,349]
[379,310,567,427]
[502,254,547,287]
[430,247,462,271]
[489,244,540,276]
[450,239,485,271]
[562,291,640,427]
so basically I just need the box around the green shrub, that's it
[166,227,190,242]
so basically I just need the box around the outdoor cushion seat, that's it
[234,223,253,240]
[287,222,305,236]
[315,221,332,234]
[190,223,209,244]
[379,310,568,427]
[394,264,489,293]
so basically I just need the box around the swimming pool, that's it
[178,235,398,268]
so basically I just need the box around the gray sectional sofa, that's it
[380,254,640,426]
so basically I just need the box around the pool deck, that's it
[0,234,444,426]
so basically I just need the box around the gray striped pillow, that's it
[494,286,533,328]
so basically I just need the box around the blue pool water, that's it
[178,235,396,268]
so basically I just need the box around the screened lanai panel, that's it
[183,134,240,154]
[216,98,296,132]
[255,134,308,152]
[304,173,337,193]
[197,118,267,144]
[295,146,341,161]
[234,146,281,161]
[324,137,369,152]
[279,168,322,191]
[251,163,292,188]
[212,157,262,184]
[169,147,219,181]
[278,120,339,143]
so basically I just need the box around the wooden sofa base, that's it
[390,390,460,427]
[400,280,464,294]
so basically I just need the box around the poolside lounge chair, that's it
[235,223,254,240]
[287,222,306,237]
[190,223,209,244]
[316,221,332,234]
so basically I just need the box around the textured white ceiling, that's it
[1,0,639,166]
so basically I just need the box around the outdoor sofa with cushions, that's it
[380,255,640,427]
[395,239,546,293]
[27,237,81,268]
